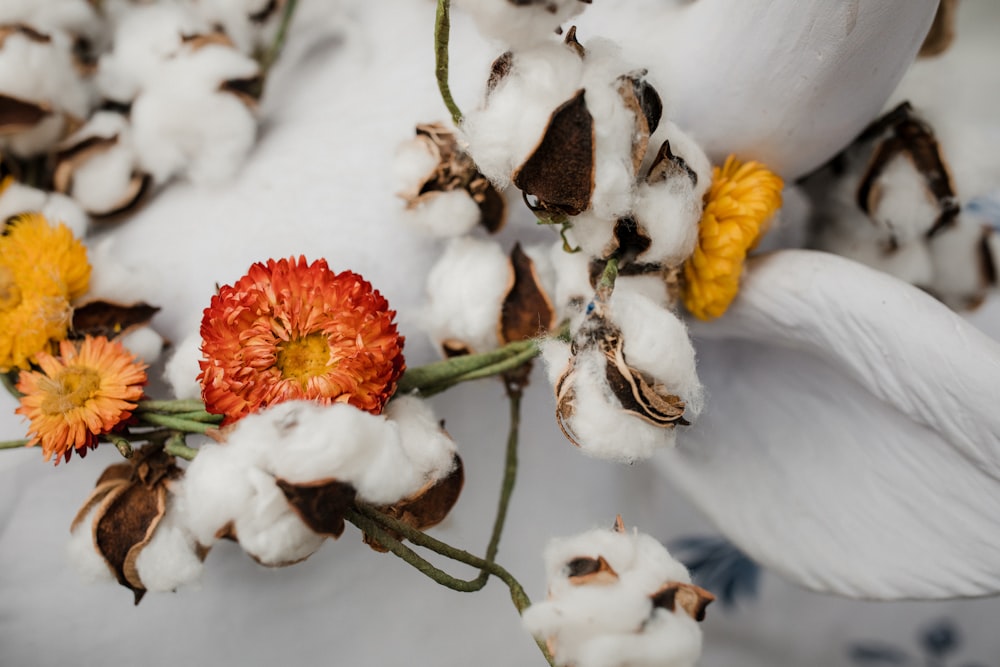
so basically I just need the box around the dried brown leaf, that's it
[72,301,160,340]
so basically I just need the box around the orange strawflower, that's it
[199,257,405,424]
[16,336,148,464]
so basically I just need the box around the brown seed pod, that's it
[649,581,715,622]
[275,477,358,538]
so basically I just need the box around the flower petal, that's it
[658,250,1000,599]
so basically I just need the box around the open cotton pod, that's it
[453,0,592,50]
[53,111,150,219]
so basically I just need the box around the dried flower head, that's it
[0,212,90,371]
[682,156,783,320]
[16,336,148,463]
[199,257,405,424]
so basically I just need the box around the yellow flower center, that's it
[276,333,333,386]
[0,266,21,310]
[40,366,102,415]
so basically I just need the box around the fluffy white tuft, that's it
[133,495,204,592]
[383,395,458,486]
[422,236,512,354]
[164,332,205,400]
[404,190,482,238]
[83,237,158,304]
[453,0,588,49]
[67,507,115,584]
[115,326,165,365]
[60,112,143,216]
[0,183,89,239]
[175,443,256,546]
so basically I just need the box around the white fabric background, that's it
[1,1,999,665]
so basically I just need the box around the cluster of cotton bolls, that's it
[804,101,1000,310]
[69,396,461,595]
[0,0,283,219]
[396,0,707,460]
[522,519,713,667]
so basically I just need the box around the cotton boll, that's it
[0,182,89,238]
[422,236,512,354]
[97,4,211,101]
[57,111,145,217]
[404,190,482,238]
[232,467,326,566]
[453,0,588,49]
[392,135,440,193]
[557,344,677,462]
[816,217,935,287]
[133,497,204,592]
[116,326,165,365]
[522,242,558,310]
[611,289,703,419]
[463,42,585,187]
[568,209,616,259]
[0,31,94,156]
[165,333,205,400]
[67,507,115,584]
[176,443,257,546]
[38,192,89,239]
[130,45,259,185]
[644,121,713,203]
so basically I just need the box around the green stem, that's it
[259,0,299,75]
[597,255,620,296]
[472,384,522,586]
[108,434,134,459]
[0,439,31,450]
[414,345,540,398]
[164,433,198,461]
[164,411,224,423]
[137,399,208,413]
[434,0,463,125]
[397,339,535,394]
[139,413,216,434]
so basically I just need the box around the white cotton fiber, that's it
[404,190,482,238]
[422,236,512,354]
[569,613,703,667]
[462,42,585,188]
[867,153,942,244]
[578,39,641,221]
[611,288,703,419]
[67,507,115,584]
[632,180,701,265]
[453,0,588,49]
[164,332,205,400]
[83,237,158,304]
[0,183,89,238]
[97,4,210,101]
[231,466,326,566]
[392,135,439,194]
[188,0,284,55]
[384,395,458,485]
[927,215,992,308]
[642,121,713,202]
[0,0,101,38]
[116,326,165,365]
[130,44,259,185]
[549,238,594,321]
[568,209,616,259]
[175,443,257,546]
[133,496,204,592]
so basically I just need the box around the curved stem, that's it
[471,384,522,587]
[434,0,463,125]
[164,433,198,461]
[137,399,208,413]
[139,413,216,435]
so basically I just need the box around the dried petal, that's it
[513,89,595,217]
